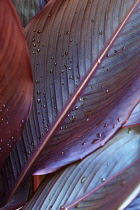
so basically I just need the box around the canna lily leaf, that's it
[11,0,48,27]
[23,126,140,209]
[0,0,32,168]
[123,102,140,128]
[1,0,140,206]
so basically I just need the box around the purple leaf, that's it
[0,0,32,168]
[23,126,140,209]
[11,0,48,27]
[0,178,30,210]
[1,0,140,206]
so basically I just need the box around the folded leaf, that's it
[0,0,32,168]
[1,0,140,206]
[23,126,140,209]
[123,103,140,127]
[11,0,48,27]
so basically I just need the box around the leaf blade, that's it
[23,126,140,209]
[1,0,140,206]
[0,0,32,168]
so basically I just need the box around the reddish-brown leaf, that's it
[0,0,33,168]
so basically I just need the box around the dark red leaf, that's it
[0,0,32,168]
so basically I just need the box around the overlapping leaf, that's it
[11,0,48,27]
[1,0,140,207]
[23,126,140,209]
[123,103,140,127]
[0,0,32,168]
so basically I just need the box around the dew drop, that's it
[60,206,67,210]
[113,124,116,128]
[32,38,35,41]
[60,151,64,155]
[45,128,49,133]
[43,105,46,108]
[54,62,57,66]
[78,98,82,101]
[97,133,101,138]
[99,31,103,35]
[106,89,109,93]
[31,142,34,146]
[106,53,109,57]
[81,176,86,183]
[104,123,107,127]
[33,43,36,47]
[50,70,53,74]
[35,80,39,84]
[66,31,70,35]
[37,30,41,34]
[101,178,106,182]
[37,48,41,52]
[120,180,125,187]
[37,91,41,95]
[117,118,121,122]
[82,142,86,145]
[65,52,68,56]
[48,13,52,17]
[37,99,41,103]
[122,46,125,51]
[92,139,99,144]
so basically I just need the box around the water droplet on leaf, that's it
[81,177,86,183]
[37,99,41,103]
[101,178,106,182]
